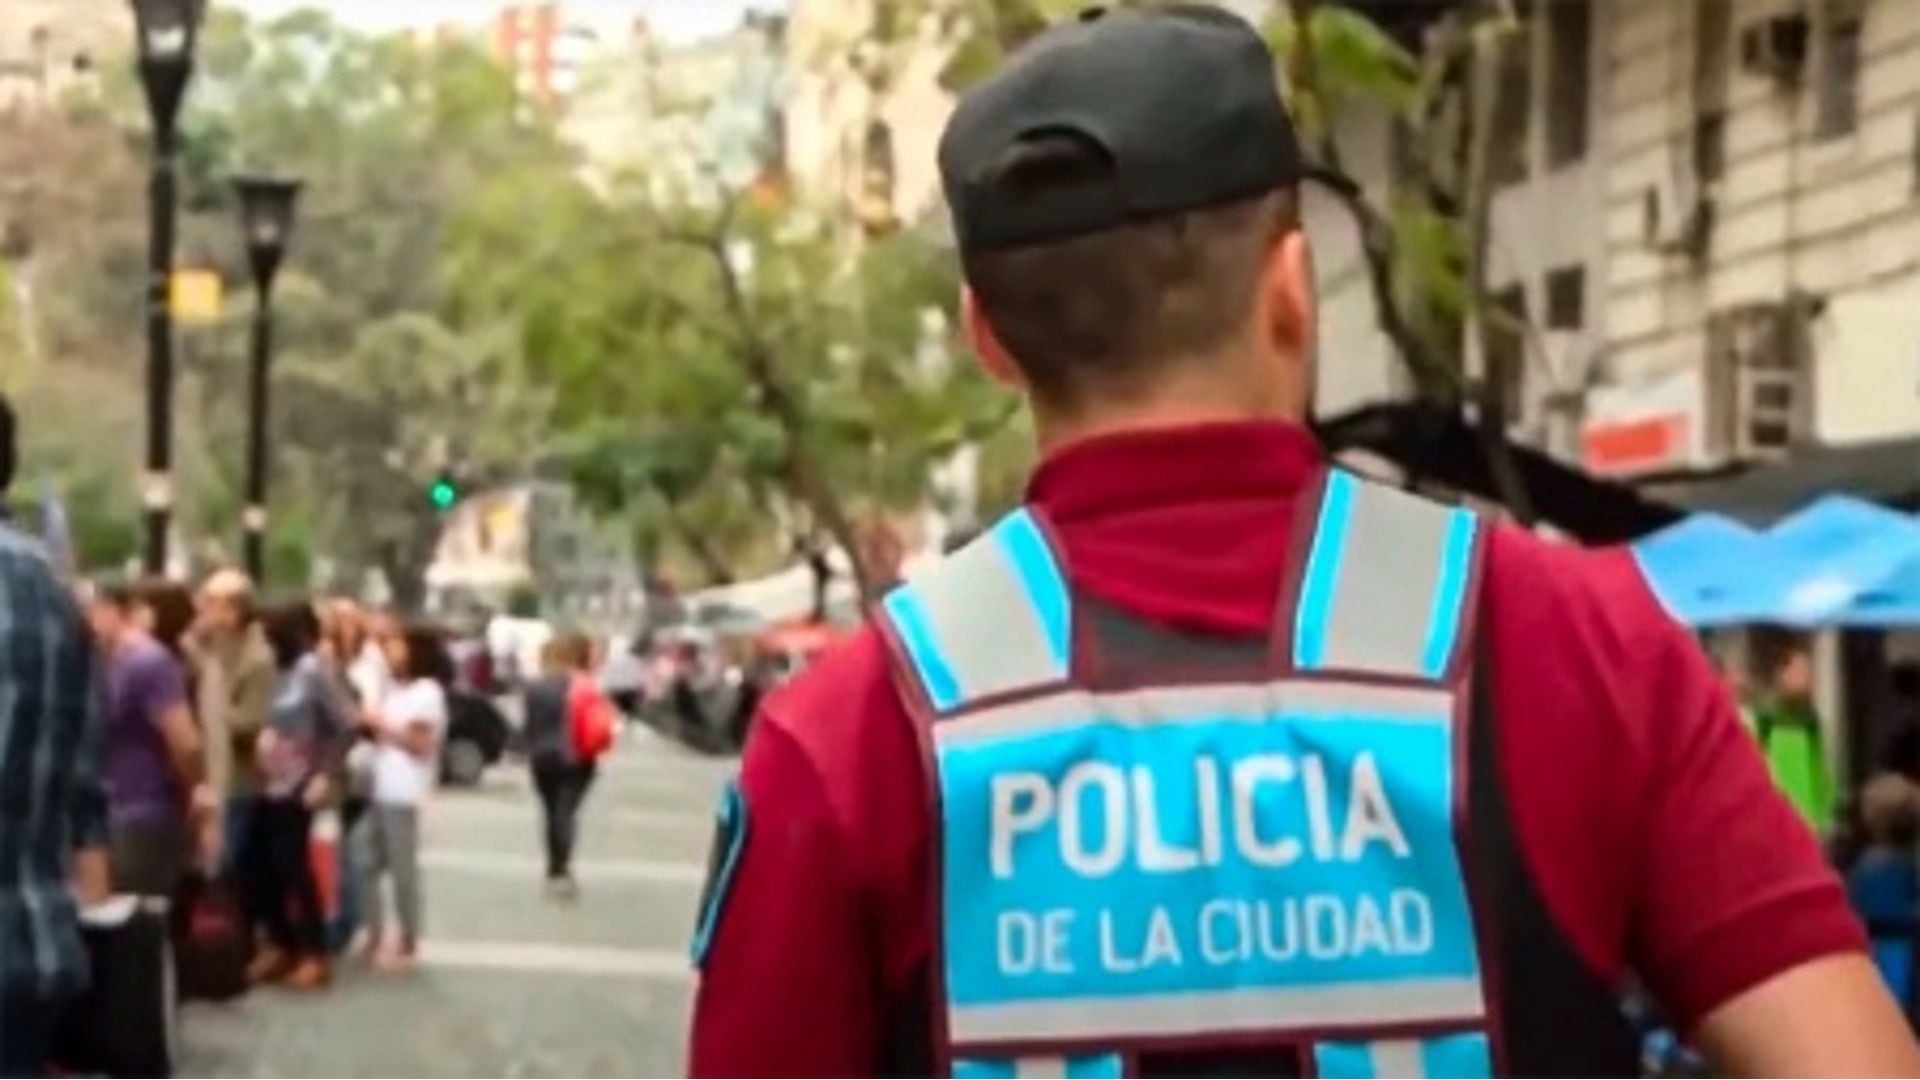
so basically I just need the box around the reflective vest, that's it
[877,469,1638,1078]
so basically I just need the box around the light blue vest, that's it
[880,470,1493,1079]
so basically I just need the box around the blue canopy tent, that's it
[1763,496,1920,626]
[1837,547,1920,626]
[1632,513,1783,626]
[1633,498,1920,627]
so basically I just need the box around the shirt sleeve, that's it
[688,719,880,1078]
[1625,597,1865,1027]
[142,649,188,725]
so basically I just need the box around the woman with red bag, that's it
[523,634,612,901]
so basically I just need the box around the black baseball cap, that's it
[940,4,1321,255]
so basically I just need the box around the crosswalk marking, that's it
[430,798,714,830]
[420,848,706,885]
[419,939,693,981]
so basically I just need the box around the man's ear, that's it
[963,286,1027,390]
[1265,228,1316,360]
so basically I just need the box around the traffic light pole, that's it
[241,285,272,581]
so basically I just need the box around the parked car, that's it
[441,689,511,787]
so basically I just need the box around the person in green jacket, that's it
[1752,637,1837,834]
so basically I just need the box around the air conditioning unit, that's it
[1643,162,1714,257]
[1739,12,1810,82]
[1705,302,1804,461]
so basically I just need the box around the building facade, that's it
[564,13,788,197]
[783,0,955,233]
[0,1,123,113]
[1585,0,1920,479]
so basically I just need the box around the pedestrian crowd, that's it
[83,575,455,988]
[0,390,492,1074]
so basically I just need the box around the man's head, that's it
[197,568,256,638]
[940,5,1317,441]
[1760,633,1814,702]
[87,580,139,651]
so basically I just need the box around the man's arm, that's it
[70,620,110,903]
[157,699,203,790]
[688,720,880,1077]
[1624,600,1917,1072]
[227,643,272,758]
[1695,953,1920,1076]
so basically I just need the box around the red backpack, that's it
[568,675,617,762]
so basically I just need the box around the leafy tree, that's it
[876,0,1547,518]
[445,169,1006,598]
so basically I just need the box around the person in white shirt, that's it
[355,620,450,970]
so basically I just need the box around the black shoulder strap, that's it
[1468,632,1640,1075]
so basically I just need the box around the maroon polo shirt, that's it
[688,421,1861,1078]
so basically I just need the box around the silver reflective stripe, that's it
[1311,476,1475,679]
[950,978,1484,1045]
[934,679,1455,749]
[1015,1057,1068,1078]
[905,511,1068,710]
[1369,1040,1425,1077]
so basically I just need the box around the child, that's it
[1847,772,1920,1020]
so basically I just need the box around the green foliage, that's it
[1266,5,1422,125]
[441,143,1010,586]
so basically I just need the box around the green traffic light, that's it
[430,480,458,510]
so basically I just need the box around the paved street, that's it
[179,729,733,1078]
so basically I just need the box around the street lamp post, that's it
[233,175,301,583]
[131,0,202,575]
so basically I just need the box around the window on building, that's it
[1545,265,1585,329]
[1694,111,1727,183]
[1705,303,1806,457]
[1485,285,1529,422]
[1816,2,1863,141]
[1545,0,1592,166]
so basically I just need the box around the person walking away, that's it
[1754,635,1837,834]
[357,621,450,971]
[687,8,1919,1075]
[189,570,275,881]
[89,582,201,898]
[245,602,351,989]
[1847,774,1920,1022]
[524,635,610,900]
[0,394,110,1075]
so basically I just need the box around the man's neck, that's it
[1029,360,1304,455]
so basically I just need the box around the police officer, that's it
[690,7,1918,1077]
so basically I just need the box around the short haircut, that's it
[134,577,196,657]
[962,133,1299,412]
[1861,772,1918,844]
[262,601,321,670]
[1753,629,1810,680]
[94,577,135,611]
[545,632,594,674]
[398,621,455,684]
[202,569,258,625]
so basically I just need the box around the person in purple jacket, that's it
[87,581,203,897]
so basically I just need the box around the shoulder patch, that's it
[690,775,749,969]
